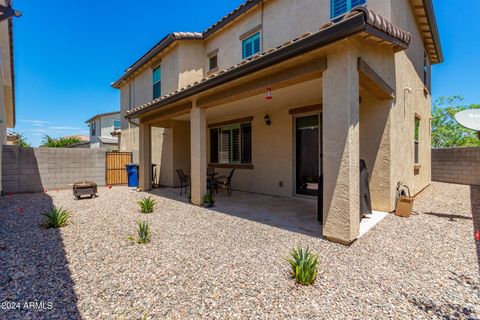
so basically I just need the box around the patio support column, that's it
[190,101,207,205]
[322,42,360,245]
[139,122,152,191]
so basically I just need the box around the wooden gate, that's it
[106,152,132,185]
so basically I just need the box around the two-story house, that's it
[113,0,443,245]
[85,111,121,151]
[0,0,18,194]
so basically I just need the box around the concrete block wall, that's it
[432,147,480,186]
[2,146,106,194]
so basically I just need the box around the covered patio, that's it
[127,9,411,244]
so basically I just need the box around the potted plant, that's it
[203,194,215,208]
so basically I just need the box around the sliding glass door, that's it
[295,115,320,196]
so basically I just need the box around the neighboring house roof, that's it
[85,111,120,124]
[126,7,411,118]
[67,141,90,148]
[65,134,89,142]
[113,0,442,88]
[98,136,118,145]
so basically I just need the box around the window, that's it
[209,54,218,71]
[90,122,96,136]
[114,120,121,130]
[331,0,366,18]
[242,32,261,59]
[210,123,252,164]
[414,116,420,164]
[152,66,161,99]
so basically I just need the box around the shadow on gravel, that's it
[423,212,473,221]
[470,186,480,275]
[0,193,80,319]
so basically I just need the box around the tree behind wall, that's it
[432,96,480,148]
[40,135,81,148]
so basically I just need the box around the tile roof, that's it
[126,7,411,118]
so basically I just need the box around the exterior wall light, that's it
[264,114,271,126]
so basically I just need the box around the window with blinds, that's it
[210,123,252,164]
[242,32,261,59]
[331,0,366,18]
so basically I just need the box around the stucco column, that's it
[139,122,152,191]
[190,102,207,205]
[322,44,360,245]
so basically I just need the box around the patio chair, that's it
[215,169,235,196]
[176,169,190,196]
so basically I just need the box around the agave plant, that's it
[128,221,151,244]
[42,207,71,228]
[137,196,156,213]
[286,246,318,285]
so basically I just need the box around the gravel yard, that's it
[0,182,479,319]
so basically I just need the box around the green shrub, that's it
[286,246,318,285]
[128,221,151,244]
[42,207,71,228]
[203,194,214,204]
[138,196,156,213]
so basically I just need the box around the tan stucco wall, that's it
[389,0,432,197]
[117,0,433,209]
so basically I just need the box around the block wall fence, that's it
[2,146,106,194]
[431,147,480,186]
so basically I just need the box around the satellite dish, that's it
[455,109,480,131]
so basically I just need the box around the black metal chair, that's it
[176,169,190,196]
[215,169,235,196]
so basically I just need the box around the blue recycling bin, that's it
[125,164,139,188]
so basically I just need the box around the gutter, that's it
[127,13,370,119]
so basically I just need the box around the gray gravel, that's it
[0,182,479,319]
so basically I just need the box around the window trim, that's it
[331,0,367,19]
[242,31,261,60]
[152,65,162,99]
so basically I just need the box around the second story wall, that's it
[118,0,434,117]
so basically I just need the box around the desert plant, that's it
[40,135,81,148]
[42,207,71,228]
[203,194,215,206]
[286,246,318,285]
[138,196,156,213]
[128,221,151,244]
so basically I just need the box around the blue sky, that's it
[10,0,479,146]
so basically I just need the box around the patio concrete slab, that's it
[149,188,321,237]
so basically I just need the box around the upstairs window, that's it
[242,32,261,59]
[210,123,252,164]
[331,0,366,18]
[209,54,218,71]
[152,66,161,99]
[114,120,121,130]
[90,122,96,136]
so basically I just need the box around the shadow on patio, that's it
[0,193,80,319]
[149,188,322,238]
[470,186,480,273]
